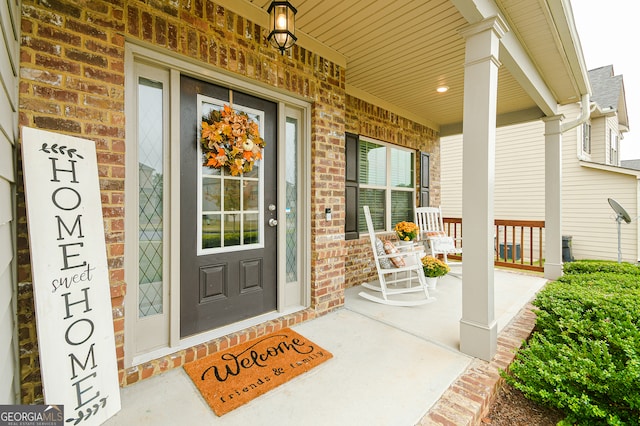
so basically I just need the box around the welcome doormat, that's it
[183,328,333,416]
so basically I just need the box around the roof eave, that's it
[546,0,591,99]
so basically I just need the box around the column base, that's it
[544,262,563,280]
[460,319,497,361]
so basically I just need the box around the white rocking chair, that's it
[415,206,462,274]
[359,206,434,306]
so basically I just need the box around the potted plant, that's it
[394,221,419,242]
[421,255,450,289]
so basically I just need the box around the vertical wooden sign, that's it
[21,127,121,425]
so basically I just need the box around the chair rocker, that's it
[359,206,434,306]
[415,206,462,275]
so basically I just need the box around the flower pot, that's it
[425,276,438,289]
[397,240,414,248]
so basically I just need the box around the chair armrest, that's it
[378,250,420,260]
[395,242,421,252]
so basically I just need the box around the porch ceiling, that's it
[245,0,588,132]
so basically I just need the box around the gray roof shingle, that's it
[589,65,622,111]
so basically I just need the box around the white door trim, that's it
[124,42,311,367]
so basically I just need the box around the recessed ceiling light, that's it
[436,86,449,93]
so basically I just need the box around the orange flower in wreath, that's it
[200,105,265,176]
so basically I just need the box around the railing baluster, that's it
[443,217,545,272]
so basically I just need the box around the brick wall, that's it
[16,0,436,401]
[17,0,347,401]
[343,95,440,289]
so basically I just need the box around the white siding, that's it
[440,136,463,217]
[590,116,606,163]
[441,102,639,263]
[441,119,546,220]
[0,0,19,405]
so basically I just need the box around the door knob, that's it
[268,218,278,227]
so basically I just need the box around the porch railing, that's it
[442,217,545,273]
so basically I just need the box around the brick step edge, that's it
[417,303,537,426]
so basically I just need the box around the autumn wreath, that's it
[200,104,265,176]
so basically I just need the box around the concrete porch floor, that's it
[104,269,547,426]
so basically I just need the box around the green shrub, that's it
[504,261,640,425]
[563,260,640,276]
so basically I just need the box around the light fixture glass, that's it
[436,86,449,93]
[267,1,297,54]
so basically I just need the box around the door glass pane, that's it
[202,177,221,211]
[224,179,241,211]
[202,214,221,248]
[138,77,164,317]
[244,213,259,244]
[285,117,298,282]
[224,214,241,245]
[198,95,265,252]
[243,180,259,210]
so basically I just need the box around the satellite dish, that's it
[608,198,631,263]
[608,198,631,224]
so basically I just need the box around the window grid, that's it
[197,97,264,254]
[137,77,165,318]
[285,116,298,283]
[357,137,415,233]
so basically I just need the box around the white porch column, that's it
[543,115,564,279]
[459,16,507,361]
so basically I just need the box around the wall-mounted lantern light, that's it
[267,1,297,54]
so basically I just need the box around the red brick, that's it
[86,123,125,138]
[34,116,81,133]
[110,243,124,256]
[102,206,124,219]
[157,359,170,372]
[83,67,124,86]
[113,318,124,334]
[20,99,60,115]
[35,54,81,74]
[97,152,125,166]
[33,85,79,103]
[125,367,139,385]
[168,22,178,50]
[127,6,139,37]
[37,24,82,46]
[185,348,195,363]
[155,16,167,46]
[66,18,108,40]
[110,269,125,284]
[22,37,61,55]
[86,14,125,32]
[110,282,126,298]
[141,363,155,380]
[66,48,108,68]
[141,11,153,41]
[111,137,125,151]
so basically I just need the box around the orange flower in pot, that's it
[394,221,419,241]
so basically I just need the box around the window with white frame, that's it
[582,122,591,154]
[610,128,619,165]
[357,137,415,233]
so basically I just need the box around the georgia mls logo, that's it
[0,404,64,426]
